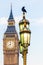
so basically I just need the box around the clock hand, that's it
[8,43,11,46]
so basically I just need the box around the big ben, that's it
[3,6,19,65]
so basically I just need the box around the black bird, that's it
[22,6,27,12]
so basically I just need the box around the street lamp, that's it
[19,7,31,65]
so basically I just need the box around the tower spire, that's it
[8,4,14,21]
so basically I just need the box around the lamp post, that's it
[19,7,31,65]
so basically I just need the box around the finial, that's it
[22,6,27,13]
[22,6,27,19]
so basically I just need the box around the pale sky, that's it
[0,0,43,65]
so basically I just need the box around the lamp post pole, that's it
[23,50,27,65]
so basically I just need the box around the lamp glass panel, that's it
[24,33,28,44]
[23,27,27,31]
[26,24,30,30]
[20,24,24,31]
[26,24,29,28]
[20,33,24,45]
[28,33,31,45]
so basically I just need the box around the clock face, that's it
[6,41,15,49]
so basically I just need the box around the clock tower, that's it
[3,7,19,65]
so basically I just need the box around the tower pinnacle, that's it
[8,4,14,21]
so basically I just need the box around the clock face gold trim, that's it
[6,41,15,49]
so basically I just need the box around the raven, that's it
[22,6,27,12]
